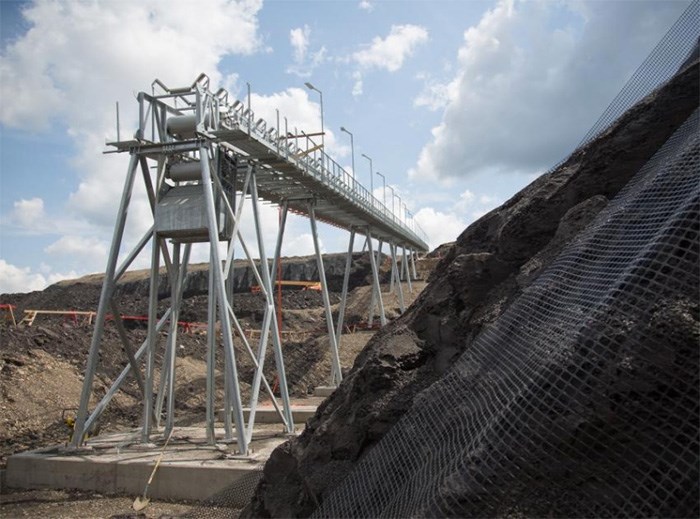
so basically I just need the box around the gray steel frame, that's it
[72,75,429,454]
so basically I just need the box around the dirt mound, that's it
[243,60,699,518]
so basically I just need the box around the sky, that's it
[0,0,691,294]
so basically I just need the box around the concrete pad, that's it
[218,405,318,424]
[314,385,337,397]
[6,426,288,504]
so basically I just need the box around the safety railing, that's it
[220,95,429,248]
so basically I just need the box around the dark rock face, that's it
[244,61,699,518]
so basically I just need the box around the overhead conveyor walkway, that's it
[73,74,428,456]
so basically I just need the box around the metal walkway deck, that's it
[110,85,428,252]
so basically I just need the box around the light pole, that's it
[396,194,402,221]
[340,126,355,179]
[304,82,324,152]
[376,171,386,208]
[361,153,373,201]
[387,185,395,216]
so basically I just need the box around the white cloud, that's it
[351,70,363,97]
[413,75,458,111]
[0,259,78,294]
[359,1,374,12]
[410,0,688,181]
[353,24,429,72]
[45,235,108,266]
[0,0,264,276]
[287,24,327,78]
[290,25,310,63]
[453,189,475,212]
[249,87,347,158]
[413,207,467,250]
[11,197,45,228]
[283,232,319,257]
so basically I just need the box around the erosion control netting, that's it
[314,107,699,518]
[576,0,699,149]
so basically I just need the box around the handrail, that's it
[220,97,429,247]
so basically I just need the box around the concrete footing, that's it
[314,386,336,397]
[218,405,318,424]
[5,426,285,504]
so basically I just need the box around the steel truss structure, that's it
[71,75,429,455]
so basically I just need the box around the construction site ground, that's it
[0,261,431,518]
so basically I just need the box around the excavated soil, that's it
[0,250,430,517]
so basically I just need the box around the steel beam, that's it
[402,245,413,294]
[84,309,173,434]
[205,254,217,445]
[200,144,248,454]
[410,248,418,279]
[335,229,356,366]
[310,202,343,386]
[391,243,405,313]
[108,298,144,397]
[366,230,387,327]
[249,168,293,435]
[141,233,161,443]
[72,153,139,447]
[368,239,383,327]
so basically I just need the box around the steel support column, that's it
[402,246,413,294]
[367,230,387,327]
[200,144,248,454]
[248,167,293,437]
[72,153,139,447]
[141,233,161,443]
[390,243,405,313]
[335,229,356,361]
[205,254,217,445]
[310,202,343,386]
[368,239,383,327]
[410,248,418,280]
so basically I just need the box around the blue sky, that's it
[0,0,690,293]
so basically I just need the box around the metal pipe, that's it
[340,127,354,182]
[84,309,173,434]
[250,169,293,433]
[335,229,356,361]
[411,248,418,279]
[361,153,373,203]
[376,172,386,208]
[115,226,154,282]
[141,233,161,443]
[391,243,405,313]
[403,245,413,294]
[205,254,217,445]
[368,239,383,327]
[164,243,181,435]
[366,230,387,327]
[309,202,343,386]
[108,298,145,397]
[200,144,248,454]
[72,153,139,447]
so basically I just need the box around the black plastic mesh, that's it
[180,467,263,518]
[314,106,699,519]
[576,0,699,149]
